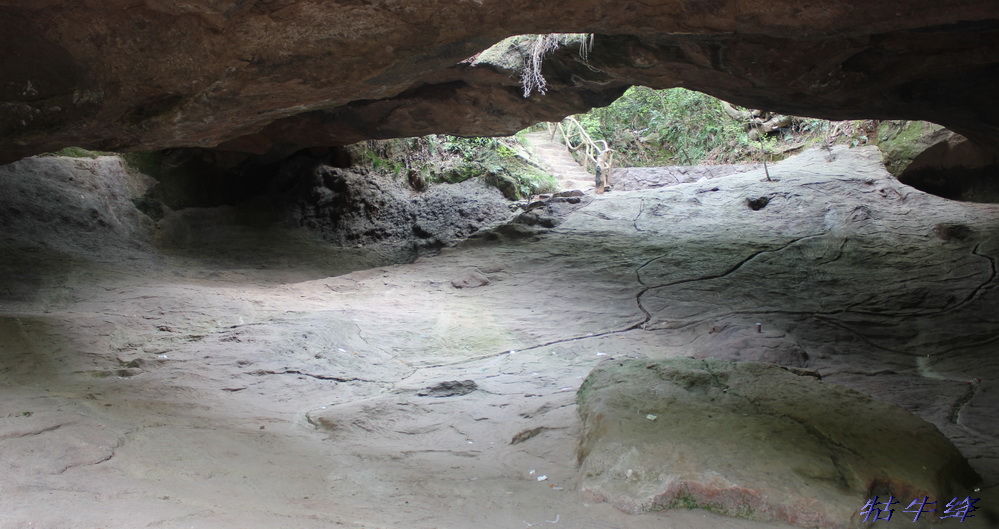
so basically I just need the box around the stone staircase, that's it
[520,130,595,193]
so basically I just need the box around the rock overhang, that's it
[0,1,998,164]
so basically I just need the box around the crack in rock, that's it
[641,233,827,291]
[418,235,836,371]
[815,240,996,321]
[632,197,647,232]
[812,315,910,355]
[0,423,64,440]
[55,433,125,475]
[632,233,827,330]
[948,380,981,424]
[952,242,998,310]
[248,369,383,384]
[510,426,550,445]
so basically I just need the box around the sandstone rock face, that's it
[896,129,999,203]
[576,358,980,528]
[1,2,998,163]
[0,155,151,255]
[612,164,761,192]
[277,161,512,260]
[148,158,513,268]
[1,146,998,528]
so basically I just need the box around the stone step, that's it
[520,131,595,193]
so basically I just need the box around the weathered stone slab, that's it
[576,358,980,528]
[612,165,761,191]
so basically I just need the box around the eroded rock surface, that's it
[893,128,999,203]
[1,2,998,163]
[0,155,151,255]
[0,146,997,528]
[276,161,512,261]
[576,358,979,528]
[612,164,761,192]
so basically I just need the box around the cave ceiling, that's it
[0,1,998,164]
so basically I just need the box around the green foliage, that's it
[120,151,165,178]
[666,491,711,511]
[489,159,558,200]
[41,146,105,159]
[577,87,749,166]
[662,490,754,518]
[874,120,943,177]
[435,135,557,199]
[470,33,592,98]
[572,87,872,166]
[353,134,556,200]
[40,148,167,180]
[439,136,496,158]
[797,118,830,136]
[495,143,517,159]
[364,150,405,176]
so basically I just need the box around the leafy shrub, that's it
[572,86,876,166]
[576,87,749,166]
[351,134,556,200]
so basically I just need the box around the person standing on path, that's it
[595,148,614,194]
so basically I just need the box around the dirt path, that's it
[0,147,996,528]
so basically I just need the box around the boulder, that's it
[0,155,151,255]
[576,358,980,528]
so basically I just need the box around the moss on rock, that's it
[875,120,947,177]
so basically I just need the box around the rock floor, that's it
[0,146,996,528]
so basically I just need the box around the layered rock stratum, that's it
[2,1,998,164]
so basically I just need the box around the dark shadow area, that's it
[900,165,999,203]
[897,133,999,203]
[135,146,354,211]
